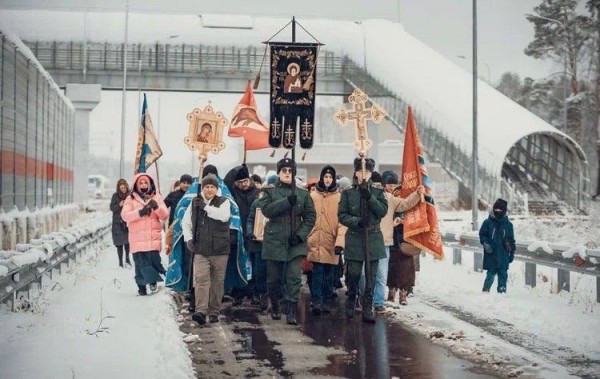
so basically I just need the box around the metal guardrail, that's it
[0,216,111,311]
[441,232,600,303]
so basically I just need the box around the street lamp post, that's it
[119,0,129,179]
[471,0,479,231]
[525,13,569,132]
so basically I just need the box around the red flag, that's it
[229,81,270,150]
[399,106,444,259]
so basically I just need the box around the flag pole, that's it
[154,162,161,195]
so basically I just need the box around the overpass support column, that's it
[66,84,102,204]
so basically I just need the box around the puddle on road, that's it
[224,307,294,378]
[296,295,496,379]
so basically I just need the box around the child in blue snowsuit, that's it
[479,198,516,293]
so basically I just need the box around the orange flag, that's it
[229,81,270,150]
[399,106,444,259]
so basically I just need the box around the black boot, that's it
[258,294,269,311]
[345,295,355,319]
[286,302,298,325]
[138,285,147,296]
[270,297,281,320]
[361,295,375,324]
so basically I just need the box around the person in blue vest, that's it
[479,198,516,293]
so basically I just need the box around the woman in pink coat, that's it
[121,173,169,296]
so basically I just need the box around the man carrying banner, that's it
[338,158,388,323]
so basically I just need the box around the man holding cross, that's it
[338,157,388,323]
[334,88,388,323]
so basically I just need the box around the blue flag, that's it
[134,94,163,174]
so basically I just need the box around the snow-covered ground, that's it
[0,244,193,379]
[0,203,598,378]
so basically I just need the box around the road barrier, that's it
[0,215,110,311]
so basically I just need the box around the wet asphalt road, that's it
[176,290,497,378]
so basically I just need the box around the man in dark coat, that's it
[479,198,516,293]
[338,157,388,323]
[224,164,261,305]
[164,174,193,226]
[259,158,316,324]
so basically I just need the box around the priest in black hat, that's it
[338,157,388,323]
[223,164,261,305]
[259,157,316,325]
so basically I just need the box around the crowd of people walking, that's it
[109,157,515,326]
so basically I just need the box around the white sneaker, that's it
[149,283,158,292]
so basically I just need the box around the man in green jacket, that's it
[259,158,316,325]
[338,157,388,323]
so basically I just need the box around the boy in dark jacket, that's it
[479,198,516,293]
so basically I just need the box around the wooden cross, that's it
[334,88,385,156]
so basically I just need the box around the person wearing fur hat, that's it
[479,198,516,293]
[338,157,389,323]
[259,158,316,325]
[182,174,232,325]
[121,173,169,296]
[306,165,347,315]
[224,164,260,305]
[110,179,131,268]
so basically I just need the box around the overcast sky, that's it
[0,0,559,82]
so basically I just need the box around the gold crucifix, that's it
[334,88,385,156]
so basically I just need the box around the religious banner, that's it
[399,106,444,260]
[229,81,270,151]
[269,43,318,149]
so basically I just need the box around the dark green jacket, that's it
[479,213,515,270]
[259,179,316,262]
[338,180,388,261]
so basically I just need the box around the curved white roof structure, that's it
[0,10,588,208]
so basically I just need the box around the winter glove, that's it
[287,194,297,206]
[357,218,369,228]
[334,246,344,256]
[147,199,158,210]
[359,186,371,200]
[483,243,493,254]
[139,206,152,217]
[288,235,303,246]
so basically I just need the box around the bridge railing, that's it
[0,214,111,311]
[441,231,600,303]
[26,41,345,76]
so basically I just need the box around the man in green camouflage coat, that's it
[338,157,388,323]
[259,158,316,325]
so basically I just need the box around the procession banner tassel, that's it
[301,151,307,161]
[269,149,276,157]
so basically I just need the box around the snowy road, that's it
[1,231,598,378]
